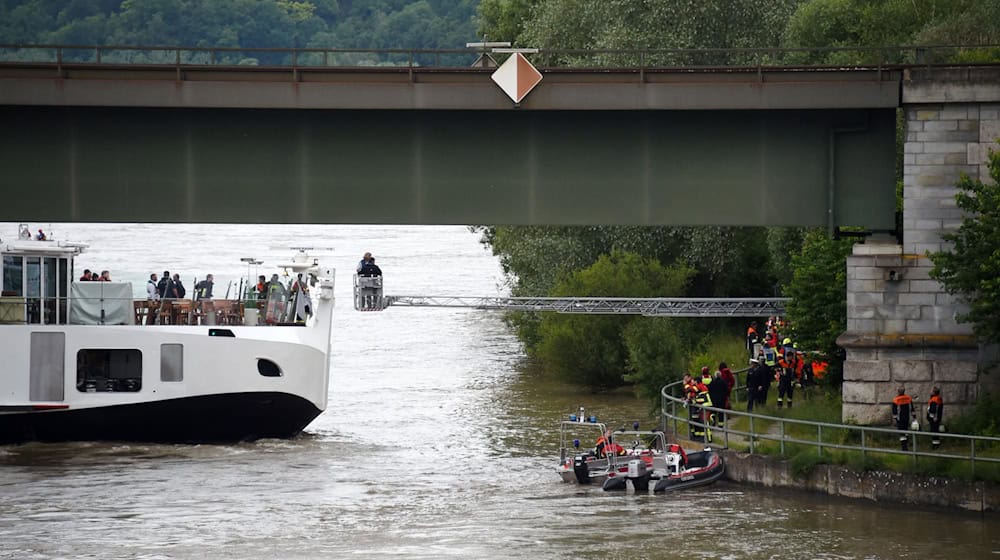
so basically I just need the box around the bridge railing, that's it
[1,44,997,71]
[660,379,1000,477]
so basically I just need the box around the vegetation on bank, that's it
[930,150,1000,347]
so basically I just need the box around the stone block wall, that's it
[840,99,1000,425]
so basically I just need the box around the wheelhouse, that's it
[0,224,84,325]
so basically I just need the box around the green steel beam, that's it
[0,106,896,227]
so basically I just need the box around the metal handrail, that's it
[660,379,1000,475]
[0,43,997,71]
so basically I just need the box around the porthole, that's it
[257,358,282,377]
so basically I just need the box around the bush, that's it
[537,251,694,388]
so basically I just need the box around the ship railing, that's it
[660,379,1000,477]
[0,295,268,326]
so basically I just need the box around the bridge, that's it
[0,44,925,228]
[2,44,1000,424]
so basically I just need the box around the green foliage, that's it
[503,0,802,66]
[929,150,1000,345]
[783,0,1000,64]
[536,252,694,388]
[789,449,826,478]
[623,318,685,404]
[475,0,539,45]
[765,227,806,291]
[0,0,479,52]
[949,391,1000,438]
[685,333,748,378]
[784,229,854,383]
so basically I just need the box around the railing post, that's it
[779,420,785,456]
[724,408,729,450]
[749,416,755,455]
[408,51,414,82]
[861,428,866,464]
[971,439,976,478]
[175,49,181,81]
[95,47,101,64]
[639,50,645,83]
[56,46,63,78]
[292,50,298,82]
[817,424,823,458]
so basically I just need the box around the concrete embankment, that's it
[720,449,1000,512]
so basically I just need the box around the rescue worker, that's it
[745,359,762,412]
[692,373,713,443]
[776,349,800,409]
[682,373,700,440]
[927,386,944,450]
[595,429,625,458]
[800,359,816,388]
[758,348,775,406]
[719,362,735,406]
[682,373,712,442]
[891,386,917,451]
[708,370,728,429]
[746,321,761,359]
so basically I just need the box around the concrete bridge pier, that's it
[839,68,1000,424]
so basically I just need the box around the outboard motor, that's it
[573,453,593,484]
[627,459,651,492]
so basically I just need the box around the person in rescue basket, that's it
[891,386,917,451]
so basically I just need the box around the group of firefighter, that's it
[682,317,945,451]
[683,317,825,443]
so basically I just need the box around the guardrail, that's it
[660,378,1000,476]
[0,43,997,72]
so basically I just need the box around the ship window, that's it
[161,344,183,382]
[2,256,23,296]
[77,349,142,392]
[257,358,282,377]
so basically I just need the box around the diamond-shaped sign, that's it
[491,52,543,104]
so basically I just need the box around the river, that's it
[1,223,997,559]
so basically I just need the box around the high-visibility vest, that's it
[763,346,777,366]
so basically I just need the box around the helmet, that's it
[783,338,792,345]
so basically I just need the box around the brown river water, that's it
[1,224,998,559]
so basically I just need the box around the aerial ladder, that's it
[354,275,787,317]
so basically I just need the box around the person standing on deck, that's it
[146,274,159,300]
[195,274,214,300]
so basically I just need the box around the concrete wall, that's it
[722,450,1000,512]
[839,70,1000,424]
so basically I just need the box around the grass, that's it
[667,333,1000,482]
[697,383,1000,482]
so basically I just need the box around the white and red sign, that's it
[491,52,543,104]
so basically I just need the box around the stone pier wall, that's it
[839,80,1000,424]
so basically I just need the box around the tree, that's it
[623,317,685,405]
[536,252,693,388]
[930,150,1000,345]
[783,228,854,384]
[783,0,1000,64]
